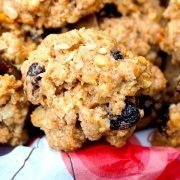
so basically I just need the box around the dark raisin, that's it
[157,104,169,134]
[27,63,45,76]
[111,50,123,60]
[31,76,42,90]
[138,95,154,116]
[109,100,140,130]
[98,4,122,18]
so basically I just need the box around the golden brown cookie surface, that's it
[0,30,37,69]
[160,0,180,64]
[0,0,109,28]
[21,29,156,151]
[0,74,29,146]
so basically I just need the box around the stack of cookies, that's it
[0,0,179,151]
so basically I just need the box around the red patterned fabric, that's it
[0,131,179,179]
[62,140,180,179]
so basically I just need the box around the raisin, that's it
[98,4,122,18]
[111,50,123,60]
[138,95,154,116]
[31,76,42,90]
[27,63,45,76]
[109,100,140,130]
[27,63,44,90]
[157,104,169,134]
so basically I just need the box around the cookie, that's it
[159,0,180,64]
[0,0,109,28]
[112,0,164,18]
[0,74,29,146]
[136,64,167,130]
[152,103,180,147]
[31,102,139,151]
[21,28,158,151]
[0,29,37,69]
[31,106,86,151]
[149,65,167,96]
[152,69,180,147]
[136,65,167,130]
[159,58,180,104]
[68,1,164,64]
[64,12,167,131]
[99,14,162,64]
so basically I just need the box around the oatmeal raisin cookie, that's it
[22,29,157,151]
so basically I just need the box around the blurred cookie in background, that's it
[0,0,110,28]
[159,0,180,64]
